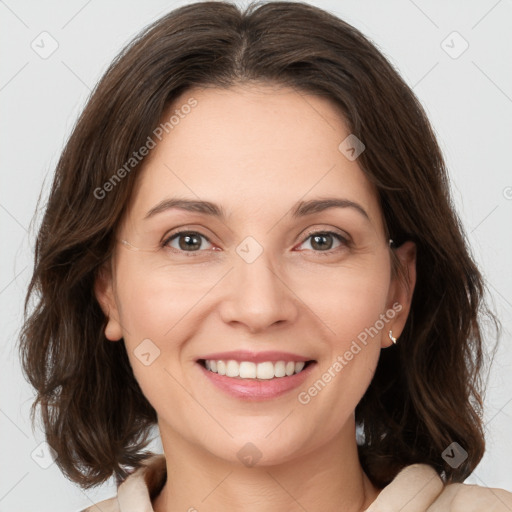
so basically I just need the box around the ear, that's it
[382,240,416,348]
[94,262,123,341]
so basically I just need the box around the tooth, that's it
[239,361,257,379]
[274,361,286,377]
[205,359,307,378]
[217,360,226,375]
[256,361,275,379]
[226,360,240,377]
[285,361,295,376]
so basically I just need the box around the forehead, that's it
[125,84,383,232]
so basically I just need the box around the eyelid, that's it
[299,226,351,244]
[162,224,216,244]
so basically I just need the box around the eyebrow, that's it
[144,197,370,221]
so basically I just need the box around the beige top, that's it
[83,455,512,511]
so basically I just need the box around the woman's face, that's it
[97,83,415,466]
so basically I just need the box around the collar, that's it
[112,455,444,511]
[116,454,166,512]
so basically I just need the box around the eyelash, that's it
[162,229,350,257]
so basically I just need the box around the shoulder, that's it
[80,454,166,512]
[427,481,512,511]
[366,464,512,512]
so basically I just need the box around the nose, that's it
[218,251,299,334]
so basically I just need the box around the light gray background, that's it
[1,0,511,510]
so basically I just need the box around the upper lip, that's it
[197,350,314,363]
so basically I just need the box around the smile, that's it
[200,359,311,379]
[196,352,317,400]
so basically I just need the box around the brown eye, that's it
[164,231,212,253]
[298,231,349,253]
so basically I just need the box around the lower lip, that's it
[198,362,315,401]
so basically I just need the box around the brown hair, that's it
[20,0,493,489]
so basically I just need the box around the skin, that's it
[95,83,416,512]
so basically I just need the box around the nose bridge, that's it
[219,241,297,331]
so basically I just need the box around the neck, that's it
[153,420,380,512]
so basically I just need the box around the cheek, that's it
[297,260,390,410]
[113,253,216,340]
[111,255,222,406]
[112,263,193,422]
[303,258,392,343]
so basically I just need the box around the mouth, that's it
[198,359,315,379]
[195,353,317,401]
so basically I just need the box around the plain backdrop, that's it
[1,0,511,510]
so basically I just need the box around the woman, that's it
[20,1,512,510]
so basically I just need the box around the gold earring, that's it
[389,330,397,344]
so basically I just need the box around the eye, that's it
[163,230,213,255]
[162,229,350,256]
[296,230,349,253]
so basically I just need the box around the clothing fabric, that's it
[83,454,512,511]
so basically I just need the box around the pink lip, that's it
[197,361,316,401]
[197,350,311,363]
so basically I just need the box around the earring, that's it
[389,330,397,344]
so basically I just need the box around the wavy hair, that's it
[20,0,493,488]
